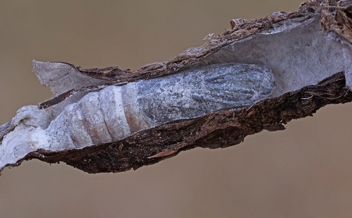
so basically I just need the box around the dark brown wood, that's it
[2,0,352,174]
[22,72,351,173]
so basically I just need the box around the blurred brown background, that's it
[1,1,352,217]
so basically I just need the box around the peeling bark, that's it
[1,0,352,174]
[23,72,352,173]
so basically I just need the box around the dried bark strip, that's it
[23,72,351,173]
[35,0,352,109]
[2,0,352,174]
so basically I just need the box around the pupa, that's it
[0,62,275,168]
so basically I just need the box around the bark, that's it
[27,72,352,173]
[1,0,352,174]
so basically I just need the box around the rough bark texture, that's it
[2,0,352,174]
[23,72,351,173]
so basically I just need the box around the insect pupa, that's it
[0,63,276,165]
[42,63,276,150]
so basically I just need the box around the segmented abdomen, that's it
[45,85,151,150]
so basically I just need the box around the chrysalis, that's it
[43,63,275,150]
[0,63,275,167]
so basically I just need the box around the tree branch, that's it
[1,0,352,174]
